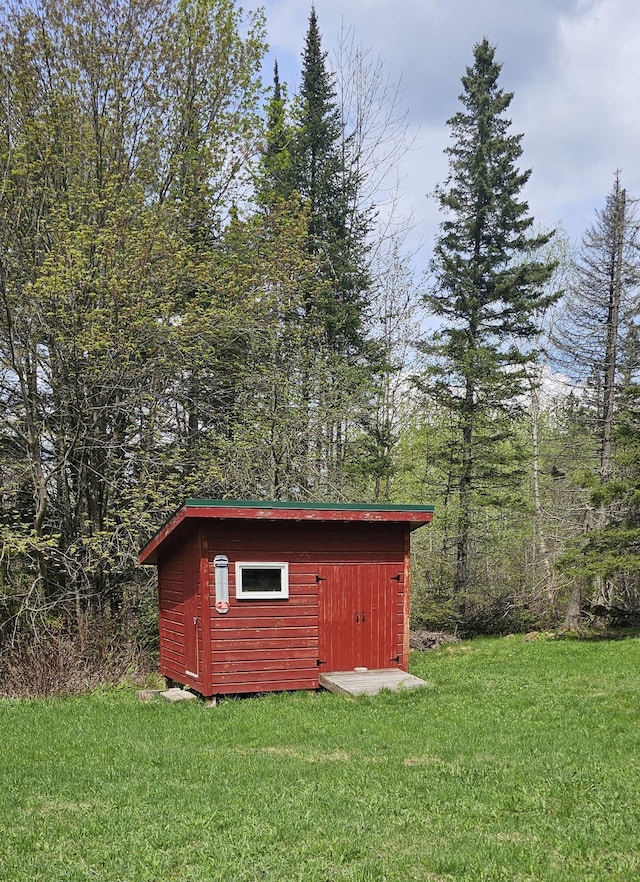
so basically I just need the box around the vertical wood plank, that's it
[199,526,212,693]
[402,526,411,669]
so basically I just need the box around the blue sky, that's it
[245,0,640,268]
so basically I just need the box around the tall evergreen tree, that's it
[254,7,384,496]
[554,175,640,626]
[290,6,371,355]
[425,38,558,610]
[257,61,294,207]
[554,175,639,475]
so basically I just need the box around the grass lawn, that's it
[1,634,639,881]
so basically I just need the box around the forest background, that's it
[1,0,639,689]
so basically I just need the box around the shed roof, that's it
[139,499,434,565]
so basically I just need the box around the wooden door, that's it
[183,552,200,680]
[318,564,403,672]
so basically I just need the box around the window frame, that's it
[234,561,290,600]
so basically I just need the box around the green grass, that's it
[1,635,639,881]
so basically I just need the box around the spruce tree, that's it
[554,176,640,625]
[426,38,559,609]
[290,6,371,355]
[554,175,640,478]
[255,7,383,495]
[258,61,294,207]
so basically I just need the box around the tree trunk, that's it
[454,381,475,616]
[530,378,557,609]
[600,185,625,481]
[454,461,472,616]
[592,182,625,612]
[563,581,582,631]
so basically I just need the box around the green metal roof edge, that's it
[183,498,434,513]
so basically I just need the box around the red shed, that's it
[139,499,434,697]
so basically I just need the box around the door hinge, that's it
[315,575,326,583]
[391,654,401,663]
[317,659,326,666]
[391,573,404,583]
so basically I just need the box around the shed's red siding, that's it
[158,533,203,689]
[142,501,432,697]
[202,521,406,694]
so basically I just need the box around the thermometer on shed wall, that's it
[214,554,230,614]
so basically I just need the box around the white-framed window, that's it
[235,562,289,600]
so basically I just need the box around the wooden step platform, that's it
[319,668,429,697]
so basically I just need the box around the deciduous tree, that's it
[0,0,267,632]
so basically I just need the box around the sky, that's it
[244,0,640,270]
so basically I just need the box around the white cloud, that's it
[251,0,640,259]
[501,0,640,246]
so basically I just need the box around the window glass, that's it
[241,568,282,593]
